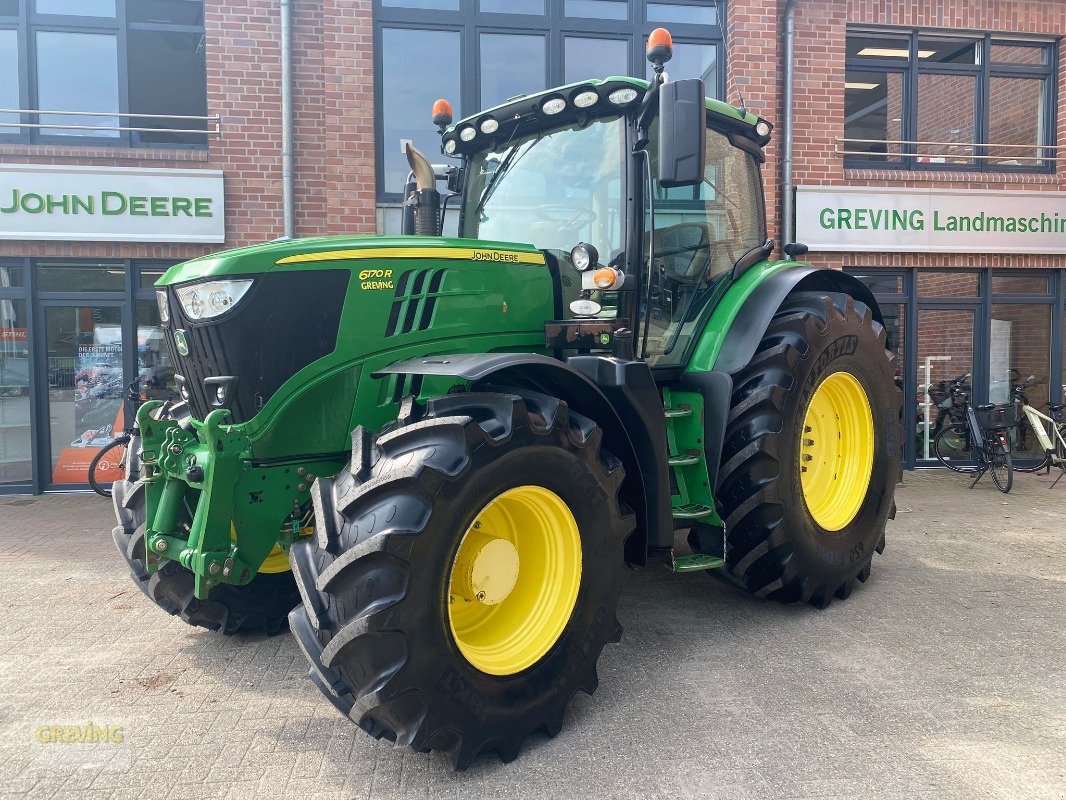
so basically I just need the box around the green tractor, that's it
[110,31,900,768]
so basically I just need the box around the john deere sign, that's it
[0,164,224,243]
[796,187,1066,254]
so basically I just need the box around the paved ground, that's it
[0,470,1062,800]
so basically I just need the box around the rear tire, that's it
[712,292,901,608]
[934,425,976,473]
[988,443,1013,493]
[289,391,631,768]
[111,405,300,635]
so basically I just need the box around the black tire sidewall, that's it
[776,309,897,577]
[375,428,625,732]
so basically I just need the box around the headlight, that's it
[175,279,254,321]
[156,290,170,323]
[570,242,599,272]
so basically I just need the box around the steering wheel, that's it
[534,205,597,229]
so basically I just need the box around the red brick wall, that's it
[727,0,1065,271]
[0,0,377,262]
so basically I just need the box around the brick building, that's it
[0,0,1062,492]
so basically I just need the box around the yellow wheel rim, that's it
[447,485,582,676]
[230,523,306,574]
[799,371,875,532]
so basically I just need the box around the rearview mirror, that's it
[657,78,706,188]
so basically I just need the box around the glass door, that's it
[40,303,127,488]
[916,307,976,463]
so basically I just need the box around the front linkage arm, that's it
[135,403,314,600]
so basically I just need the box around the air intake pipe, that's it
[404,142,441,236]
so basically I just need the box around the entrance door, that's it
[39,303,127,488]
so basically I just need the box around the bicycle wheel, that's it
[88,435,131,498]
[1012,419,1052,473]
[934,425,975,473]
[988,443,1013,493]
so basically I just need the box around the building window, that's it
[843,29,1056,172]
[0,0,207,147]
[374,0,725,205]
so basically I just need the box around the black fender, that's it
[714,266,883,375]
[373,353,671,565]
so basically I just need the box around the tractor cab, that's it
[409,36,774,370]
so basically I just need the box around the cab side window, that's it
[643,122,765,365]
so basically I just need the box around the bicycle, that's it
[88,382,145,498]
[927,373,971,468]
[933,391,1014,493]
[1010,374,1066,487]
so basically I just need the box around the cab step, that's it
[668,552,725,573]
[671,503,717,520]
[663,404,693,419]
[667,453,701,467]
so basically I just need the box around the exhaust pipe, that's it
[404,142,441,236]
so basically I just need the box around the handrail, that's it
[0,107,222,138]
[836,136,1064,162]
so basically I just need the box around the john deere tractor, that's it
[110,31,900,768]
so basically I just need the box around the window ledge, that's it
[844,168,1061,185]
[0,142,209,163]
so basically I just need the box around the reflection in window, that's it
[380,27,460,196]
[36,31,120,138]
[381,0,458,8]
[916,73,975,165]
[36,262,125,293]
[480,0,543,12]
[988,77,1046,166]
[647,41,718,93]
[127,0,205,24]
[991,274,1049,295]
[565,0,627,19]
[916,271,979,298]
[565,37,628,84]
[917,36,979,65]
[128,29,207,146]
[36,0,116,15]
[991,44,1045,65]
[480,33,546,108]
[647,2,717,26]
[0,30,17,135]
[988,303,1051,445]
[0,262,23,288]
[137,299,176,401]
[0,298,31,486]
[849,272,903,294]
[844,70,903,161]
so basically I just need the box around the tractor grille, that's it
[165,270,349,423]
[384,268,447,337]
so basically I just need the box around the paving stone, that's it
[0,472,1063,798]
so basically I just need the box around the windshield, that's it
[461,115,626,262]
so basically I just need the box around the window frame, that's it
[844,27,1057,174]
[373,0,726,202]
[0,0,207,150]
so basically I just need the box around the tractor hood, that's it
[153,235,555,438]
[157,235,545,286]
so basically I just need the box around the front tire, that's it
[111,405,300,635]
[289,391,631,768]
[988,443,1013,493]
[713,292,902,608]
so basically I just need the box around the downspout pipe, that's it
[781,0,797,250]
[280,0,295,238]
